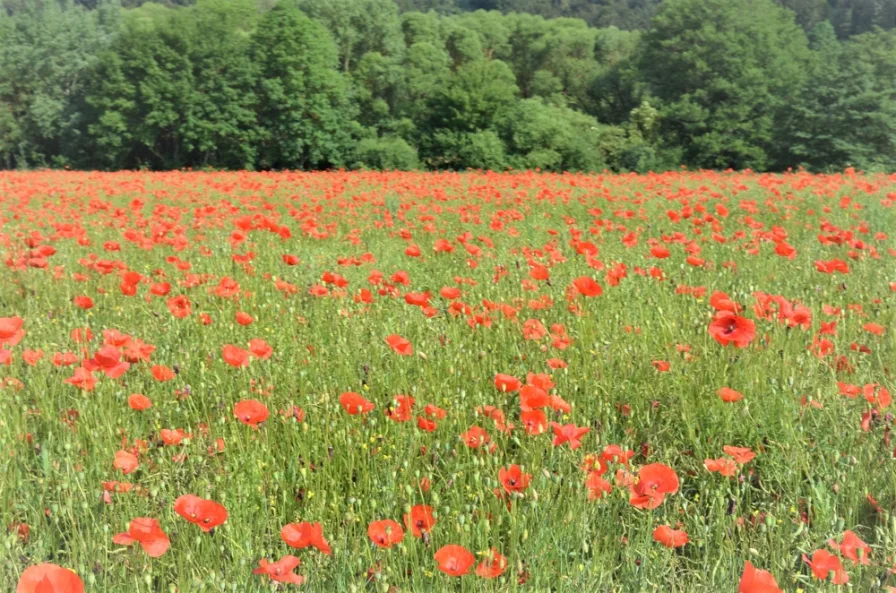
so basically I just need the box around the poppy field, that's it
[2,169,896,593]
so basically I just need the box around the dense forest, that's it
[1,0,895,172]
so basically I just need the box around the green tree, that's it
[177,0,259,168]
[495,97,606,171]
[0,0,110,168]
[783,25,896,170]
[296,0,405,73]
[354,135,419,169]
[251,3,357,169]
[82,8,194,169]
[353,51,407,130]
[641,0,811,170]
[420,58,517,168]
[400,10,445,47]
[588,27,644,124]
[400,41,452,124]
[776,0,828,31]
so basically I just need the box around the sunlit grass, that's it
[1,169,894,592]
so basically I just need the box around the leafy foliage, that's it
[0,0,894,172]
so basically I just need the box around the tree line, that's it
[1,0,894,172]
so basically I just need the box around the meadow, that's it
[1,169,895,593]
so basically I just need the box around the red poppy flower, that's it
[550,422,590,450]
[52,352,77,367]
[650,245,670,259]
[252,555,305,585]
[248,339,273,360]
[475,548,508,579]
[70,327,93,343]
[417,416,437,431]
[814,259,849,274]
[434,544,475,577]
[585,471,612,500]
[150,282,170,296]
[629,463,679,509]
[0,316,25,347]
[550,394,571,413]
[166,296,191,318]
[601,444,635,466]
[803,549,849,584]
[704,457,738,477]
[340,392,375,415]
[424,403,447,419]
[652,525,688,548]
[235,311,254,326]
[253,555,304,584]
[214,277,241,298]
[222,345,250,368]
[113,450,139,474]
[86,345,130,378]
[461,426,490,448]
[385,395,414,422]
[367,519,404,548]
[123,339,154,363]
[233,399,269,428]
[73,295,93,309]
[112,517,170,557]
[22,349,43,366]
[494,373,521,392]
[160,428,191,446]
[828,530,870,565]
[738,561,782,593]
[581,454,608,474]
[174,495,228,532]
[710,291,741,313]
[404,291,431,308]
[520,409,547,435]
[440,286,461,299]
[717,387,744,403]
[280,521,332,555]
[859,383,890,408]
[527,372,555,390]
[16,563,84,593]
[385,334,413,356]
[786,305,812,330]
[723,445,755,464]
[151,365,175,382]
[519,385,551,409]
[64,367,97,391]
[572,276,603,297]
[403,504,436,538]
[498,464,532,494]
[522,318,548,340]
[708,311,756,348]
[529,263,549,281]
[863,322,885,336]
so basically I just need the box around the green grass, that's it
[1,169,894,592]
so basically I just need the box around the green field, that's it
[2,170,895,592]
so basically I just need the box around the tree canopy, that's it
[0,0,894,172]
